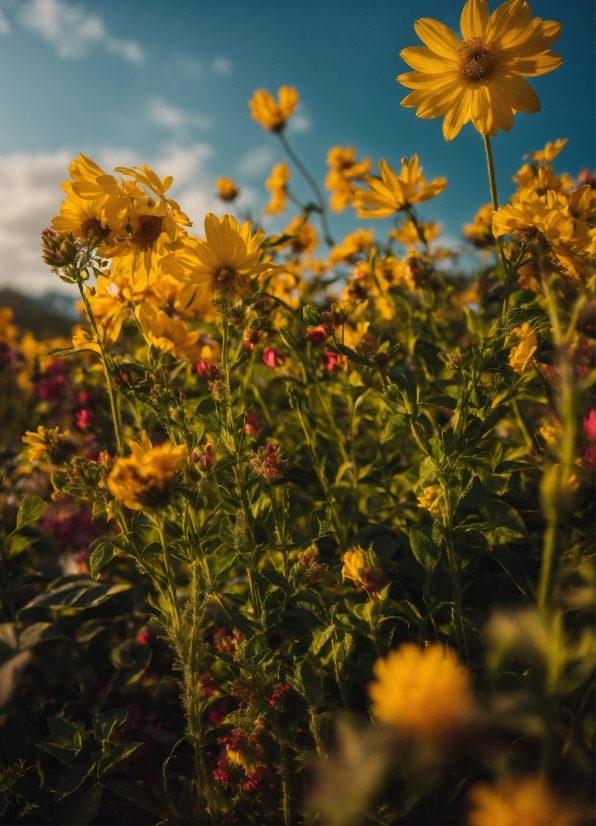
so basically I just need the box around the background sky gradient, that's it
[0,0,593,293]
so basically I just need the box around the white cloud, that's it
[287,105,311,133]
[237,147,274,178]
[0,143,222,294]
[211,56,232,74]
[148,98,212,133]
[0,9,10,34]
[15,0,144,63]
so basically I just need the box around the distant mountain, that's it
[0,289,78,338]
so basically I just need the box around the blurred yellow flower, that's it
[354,156,446,218]
[398,0,562,140]
[107,432,187,510]
[329,228,374,264]
[417,485,442,512]
[215,177,240,202]
[23,426,71,464]
[468,776,588,826]
[527,137,567,163]
[342,547,385,593]
[249,86,299,132]
[509,322,537,373]
[0,308,17,345]
[136,303,208,362]
[283,215,319,255]
[161,213,275,299]
[391,218,440,245]
[325,146,372,212]
[369,643,474,741]
[493,188,575,248]
[264,162,291,215]
[463,204,494,247]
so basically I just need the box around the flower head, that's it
[467,775,588,826]
[353,156,446,218]
[249,86,299,132]
[369,643,475,742]
[417,485,442,513]
[325,146,372,212]
[342,548,385,595]
[23,426,71,464]
[135,303,209,362]
[160,213,275,300]
[215,177,240,202]
[463,204,495,247]
[398,0,563,140]
[264,162,291,215]
[107,432,187,510]
[509,321,537,373]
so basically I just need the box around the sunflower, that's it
[51,185,125,245]
[249,86,299,132]
[398,0,562,140]
[160,213,275,299]
[353,156,447,218]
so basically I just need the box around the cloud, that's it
[287,105,311,133]
[0,143,222,294]
[237,147,274,178]
[148,98,212,133]
[15,0,144,63]
[0,9,10,34]
[211,56,232,74]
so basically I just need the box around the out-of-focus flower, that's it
[264,162,290,215]
[262,347,285,369]
[391,218,440,245]
[160,213,275,299]
[215,177,240,202]
[250,443,289,481]
[398,0,562,140]
[249,86,299,132]
[527,138,568,163]
[136,303,208,362]
[354,156,446,218]
[467,775,588,826]
[342,548,385,595]
[323,349,345,372]
[369,643,474,742]
[583,410,596,443]
[244,412,263,436]
[509,322,537,373]
[329,228,374,264]
[307,326,328,345]
[417,485,442,513]
[196,360,221,380]
[540,418,562,448]
[463,204,494,247]
[282,215,319,255]
[325,146,372,212]
[75,409,94,431]
[107,432,187,510]
[23,426,71,464]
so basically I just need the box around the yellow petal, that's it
[414,18,460,59]
[505,51,563,77]
[400,46,454,73]
[460,0,489,40]
[494,73,540,113]
[442,89,472,140]
[486,82,514,131]
[486,0,532,45]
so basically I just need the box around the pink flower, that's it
[75,409,94,430]
[262,347,285,368]
[307,326,328,345]
[244,412,263,436]
[583,410,596,442]
[323,349,344,372]
[196,360,220,380]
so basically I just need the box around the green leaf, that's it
[42,347,77,358]
[423,395,458,410]
[96,742,142,777]
[71,783,102,826]
[55,767,90,801]
[381,414,410,443]
[47,717,85,749]
[331,342,370,366]
[110,641,152,685]
[409,526,441,572]
[292,660,324,707]
[89,542,118,580]
[483,499,527,542]
[16,495,45,529]
[99,777,160,814]
[494,460,536,474]
[19,622,68,649]
[303,305,323,326]
[502,307,545,332]
[311,625,334,655]
[93,708,128,743]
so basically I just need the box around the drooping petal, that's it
[414,18,461,59]
[460,0,489,39]
[485,82,514,131]
[442,88,472,141]
[470,85,495,136]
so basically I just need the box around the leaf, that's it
[502,307,545,332]
[311,625,334,655]
[42,346,77,358]
[292,660,324,707]
[458,475,488,509]
[330,342,370,367]
[483,499,527,541]
[89,542,118,580]
[93,708,128,743]
[71,783,102,826]
[423,395,458,410]
[381,414,410,443]
[99,777,160,814]
[47,717,85,749]
[409,526,441,572]
[55,767,90,801]
[303,305,323,326]
[0,651,32,712]
[334,632,355,667]
[110,641,152,685]
[494,460,536,474]
[96,742,142,777]
[16,495,45,529]
[19,622,68,649]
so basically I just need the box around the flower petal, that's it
[493,73,540,113]
[504,51,562,76]
[486,0,532,45]
[442,88,472,140]
[414,18,461,59]
[460,0,489,40]
[400,46,454,72]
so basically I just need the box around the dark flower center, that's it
[133,215,163,251]
[80,218,110,243]
[456,37,496,82]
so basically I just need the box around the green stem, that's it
[277,131,334,246]
[482,135,513,316]
[157,517,182,630]
[77,280,125,455]
[442,486,470,661]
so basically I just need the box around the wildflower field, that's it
[0,0,594,823]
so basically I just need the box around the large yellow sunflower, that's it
[398,0,562,140]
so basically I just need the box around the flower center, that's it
[80,217,110,242]
[133,215,163,251]
[213,266,237,289]
[456,37,496,82]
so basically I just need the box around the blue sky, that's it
[0,0,593,292]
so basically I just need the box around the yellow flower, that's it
[0,307,17,345]
[67,154,131,230]
[417,485,442,512]
[467,776,588,826]
[135,303,207,362]
[493,188,575,247]
[215,177,240,202]
[509,322,537,373]
[353,156,447,218]
[328,228,374,264]
[160,213,275,299]
[325,146,372,213]
[463,204,495,247]
[369,643,474,741]
[341,548,384,593]
[51,185,125,245]
[72,326,113,355]
[107,432,187,510]
[249,86,299,132]
[391,218,441,245]
[527,137,567,163]
[282,216,319,255]
[264,162,291,215]
[540,419,562,447]
[398,0,562,140]
[23,426,71,464]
